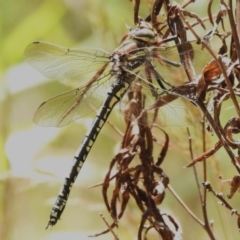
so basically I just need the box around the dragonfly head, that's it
[128,20,157,44]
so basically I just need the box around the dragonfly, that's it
[25,20,208,228]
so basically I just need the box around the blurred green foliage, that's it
[0,0,239,240]
[0,1,150,239]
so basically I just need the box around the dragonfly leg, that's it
[145,60,173,90]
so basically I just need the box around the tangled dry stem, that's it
[90,0,240,239]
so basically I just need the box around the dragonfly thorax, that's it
[111,20,160,76]
[111,37,146,75]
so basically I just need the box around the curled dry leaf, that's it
[225,117,240,149]
[196,59,222,98]
[227,175,240,199]
[185,140,222,168]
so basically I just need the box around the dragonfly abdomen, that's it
[47,76,133,227]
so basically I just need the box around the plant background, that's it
[0,0,239,239]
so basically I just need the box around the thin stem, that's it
[168,184,216,240]
[99,213,119,240]
[228,0,240,63]
[168,184,204,226]
[200,118,216,240]
[186,127,203,203]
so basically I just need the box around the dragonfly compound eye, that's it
[129,24,157,43]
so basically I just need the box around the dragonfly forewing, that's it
[24,41,111,80]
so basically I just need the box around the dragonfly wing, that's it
[24,41,110,79]
[34,73,112,127]
[122,78,201,127]
[147,95,201,127]
[148,41,212,86]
